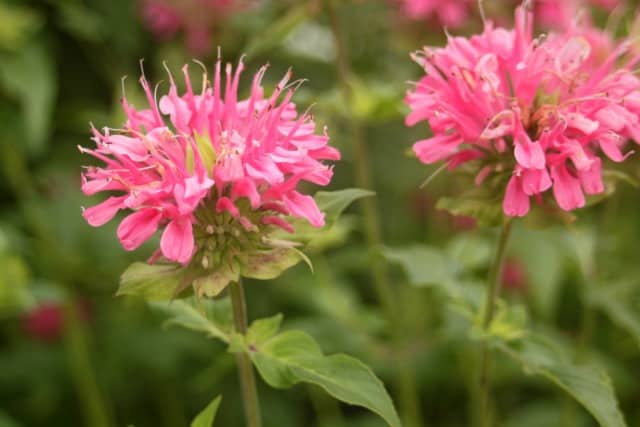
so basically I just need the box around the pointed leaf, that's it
[118,262,187,301]
[151,297,232,343]
[499,333,627,427]
[241,248,303,280]
[191,395,222,427]
[314,189,375,223]
[233,319,401,427]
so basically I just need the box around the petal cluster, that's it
[406,5,640,217]
[81,58,339,264]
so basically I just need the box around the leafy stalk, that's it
[478,218,513,427]
[229,280,262,427]
[326,2,422,426]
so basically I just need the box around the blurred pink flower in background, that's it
[534,0,620,30]
[141,0,244,55]
[501,257,528,292]
[395,0,474,27]
[23,300,91,343]
[405,4,640,218]
[80,58,339,265]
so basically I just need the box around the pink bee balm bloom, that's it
[81,58,339,266]
[395,0,473,28]
[406,4,640,218]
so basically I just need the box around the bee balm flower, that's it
[81,58,339,269]
[406,4,640,218]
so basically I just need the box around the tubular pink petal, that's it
[83,196,127,227]
[283,192,324,227]
[117,209,162,251]
[160,217,194,264]
[551,164,585,211]
[503,176,530,217]
[579,157,604,195]
[216,197,240,218]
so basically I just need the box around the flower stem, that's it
[63,300,113,427]
[326,3,423,426]
[229,280,262,427]
[478,218,513,427]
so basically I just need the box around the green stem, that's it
[63,300,113,427]
[478,219,513,427]
[229,280,262,427]
[326,3,422,426]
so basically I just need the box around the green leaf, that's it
[446,235,492,270]
[152,297,232,343]
[315,189,375,223]
[382,244,459,288]
[193,266,239,298]
[436,192,503,228]
[0,40,55,154]
[244,4,310,58]
[246,313,283,345]
[587,282,640,349]
[241,248,304,280]
[233,319,401,427]
[118,262,187,301]
[499,333,627,427]
[191,395,222,427]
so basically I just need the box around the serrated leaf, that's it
[151,297,232,343]
[499,333,627,427]
[382,244,459,288]
[118,262,186,301]
[241,248,303,280]
[232,317,401,427]
[190,395,222,427]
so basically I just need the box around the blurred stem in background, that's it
[229,280,262,427]
[63,298,113,427]
[477,219,513,427]
[1,142,114,427]
[325,2,423,426]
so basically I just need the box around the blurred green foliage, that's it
[1,1,640,427]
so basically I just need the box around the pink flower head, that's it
[406,3,640,218]
[396,0,473,28]
[81,57,339,266]
[141,0,243,55]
